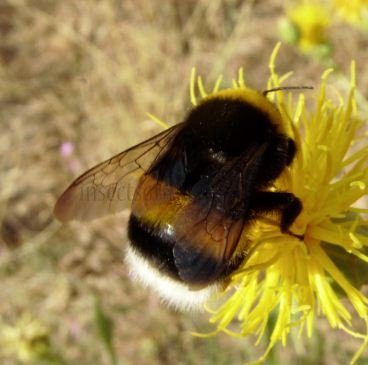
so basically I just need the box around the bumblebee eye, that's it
[285,138,297,166]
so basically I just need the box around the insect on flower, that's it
[54,64,306,311]
[55,44,368,365]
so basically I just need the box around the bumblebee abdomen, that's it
[128,214,179,280]
[128,174,189,282]
[128,173,249,288]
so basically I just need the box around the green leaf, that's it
[324,215,368,292]
[323,243,368,291]
[94,298,118,365]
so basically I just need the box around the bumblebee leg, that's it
[249,191,303,236]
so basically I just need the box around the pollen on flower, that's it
[190,44,368,365]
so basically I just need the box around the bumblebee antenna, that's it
[263,86,314,96]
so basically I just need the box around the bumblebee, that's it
[54,87,302,310]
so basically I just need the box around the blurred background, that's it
[1,1,368,364]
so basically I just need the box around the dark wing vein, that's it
[173,144,268,284]
[54,124,182,222]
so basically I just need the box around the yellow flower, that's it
[189,44,368,364]
[0,314,51,362]
[333,0,368,27]
[280,2,331,51]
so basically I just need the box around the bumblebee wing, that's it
[173,202,245,286]
[54,124,182,222]
[173,143,268,286]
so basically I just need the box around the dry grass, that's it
[1,1,368,364]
